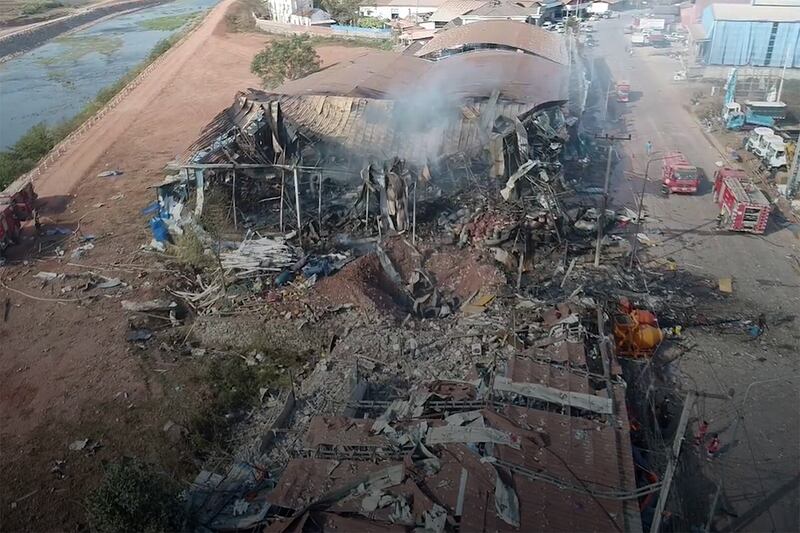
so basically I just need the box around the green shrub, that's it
[21,0,63,16]
[86,457,184,533]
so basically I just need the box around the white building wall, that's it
[359,5,439,19]
[269,0,312,23]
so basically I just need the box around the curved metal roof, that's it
[413,20,568,64]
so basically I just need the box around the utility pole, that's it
[786,131,799,198]
[594,133,631,267]
[650,391,696,533]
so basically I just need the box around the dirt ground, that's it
[0,0,373,528]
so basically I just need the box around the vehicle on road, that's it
[712,168,770,234]
[616,81,630,102]
[661,152,700,194]
[631,33,646,46]
[0,181,37,257]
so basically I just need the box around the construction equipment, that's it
[712,168,770,234]
[0,181,37,257]
[723,68,778,130]
[613,298,663,358]
[616,81,630,103]
[661,151,700,194]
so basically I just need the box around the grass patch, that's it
[0,24,195,190]
[86,457,184,533]
[188,349,297,455]
[307,34,393,50]
[172,228,216,270]
[138,13,194,31]
[21,0,63,16]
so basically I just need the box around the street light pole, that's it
[594,133,631,267]
[629,153,667,269]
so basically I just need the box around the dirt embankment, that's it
[0,0,167,60]
[0,0,377,526]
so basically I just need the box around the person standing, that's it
[645,140,653,155]
[707,434,721,460]
[694,420,709,446]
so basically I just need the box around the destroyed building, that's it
[187,305,647,532]
[153,22,583,246]
[145,19,668,533]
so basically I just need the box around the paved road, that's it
[594,18,800,309]
[590,15,800,532]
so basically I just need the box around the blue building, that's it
[694,3,800,67]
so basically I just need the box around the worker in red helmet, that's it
[694,420,709,446]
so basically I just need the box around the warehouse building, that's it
[690,3,800,67]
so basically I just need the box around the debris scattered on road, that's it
[97,170,123,178]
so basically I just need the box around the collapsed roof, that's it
[188,305,645,532]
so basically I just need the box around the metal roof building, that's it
[698,3,800,67]
[414,19,569,63]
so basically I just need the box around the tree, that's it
[250,35,321,89]
[321,0,361,25]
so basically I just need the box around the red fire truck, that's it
[661,151,699,194]
[712,167,770,234]
[616,81,630,103]
[0,181,37,256]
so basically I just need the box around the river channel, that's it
[0,0,220,150]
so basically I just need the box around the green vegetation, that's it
[86,458,184,533]
[21,0,63,16]
[357,16,384,29]
[189,352,296,453]
[225,0,264,32]
[321,0,361,25]
[138,13,194,31]
[38,34,123,67]
[250,35,321,88]
[173,228,216,270]
[308,33,392,50]
[0,30,188,189]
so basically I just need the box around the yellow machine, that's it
[612,299,663,358]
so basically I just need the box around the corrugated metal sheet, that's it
[429,0,489,22]
[414,19,568,64]
[710,3,800,22]
[276,49,567,105]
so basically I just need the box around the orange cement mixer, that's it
[613,298,663,358]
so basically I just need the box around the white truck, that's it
[745,128,788,169]
[631,33,646,46]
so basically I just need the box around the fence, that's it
[330,25,391,39]
[2,16,205,195]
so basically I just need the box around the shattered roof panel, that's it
[506,354,592,395]
[246,92,532,162]
[414,20,569,64]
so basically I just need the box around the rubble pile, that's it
[128,39,727,533]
